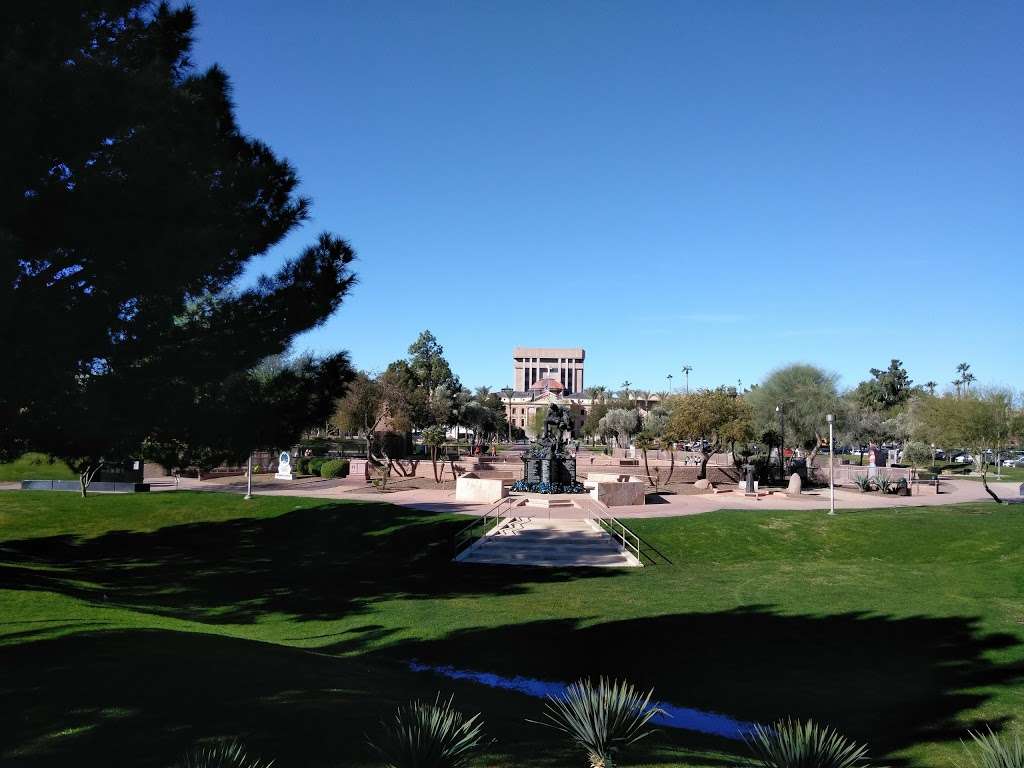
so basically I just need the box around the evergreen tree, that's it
[1,2,357,491]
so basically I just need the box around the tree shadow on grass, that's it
[0,501,620,626]
[0,628,740,768]
[374,607,1023,764]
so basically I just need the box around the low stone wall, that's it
[455,476,507,503]
[809,464,912,486]
[587,479,645,507]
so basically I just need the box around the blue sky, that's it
[191,0,1022,394]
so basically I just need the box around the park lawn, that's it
[1,491,1023,768]
[0,452,76,481]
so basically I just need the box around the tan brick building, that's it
[513,347,584,394]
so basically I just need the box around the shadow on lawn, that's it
[0,628,740,768]
[0,501,619,627]
[1,607,1019,767]
[378,607,1023,765]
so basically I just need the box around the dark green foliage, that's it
[173,739,273,768]
[530,678,663,768]
[742,717,874,768]
[0,1,356,478]
[308,458,326,477]
[293,457,309,475]
[367,693,488,768]
[320,459,349,478]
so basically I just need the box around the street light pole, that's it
[827,414,835,515]
[776,404,785,482]
[244,449,253,500]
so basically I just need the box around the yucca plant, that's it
[959,726,1024,768]
[530,677,664,768]
[742,717,875,768]
[874,473,893,494]
[852,475,875,492]
[367,693,488,768]
[173,739,273,768]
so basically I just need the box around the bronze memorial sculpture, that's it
[512,404,586,493]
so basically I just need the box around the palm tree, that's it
[955,363,972,397]
[924,381,937,395]
[620,380,632,403]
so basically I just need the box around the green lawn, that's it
[0,452,76,481]
[1,491,1022,767]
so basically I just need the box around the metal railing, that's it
[587,504,642,563]
[453,496,517,555]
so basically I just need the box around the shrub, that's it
[308,458,326,476]
[173,739,273,768]
[530,677,663,768]
[320,459,349,478]
[875,473,893,494]
[852,475,874,492]
[293,457,309,475]
[368,693,488,768]
[251,464,263,474]
[959,726,1024,768]
[743,717,874,768]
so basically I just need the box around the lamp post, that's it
[776,404,785,482]
[244,449,253,500]
[682,365,692,394]
[501,386,514,443]
[826,414,835,516]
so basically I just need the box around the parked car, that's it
[1002,456,1024,468]
[954,453,973,464]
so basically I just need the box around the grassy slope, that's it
[0,453,76,481]
[1,491,1022,767]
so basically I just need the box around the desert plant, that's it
[959,726,1024,768]
[320,458,349,478]
[874,473,893,494]
[742,717,874,768]
[173,739,273,768]
[530,677,664,768]
[367,693,488,768]
[852,474,875,492]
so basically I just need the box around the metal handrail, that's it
[587,504,642,563]
[453,496,515,554]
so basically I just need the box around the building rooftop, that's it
[528,377,564,392]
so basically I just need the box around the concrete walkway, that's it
[456,516,641,568]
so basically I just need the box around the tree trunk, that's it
[642,449,653,486]
[666,448,675,484]
[78,462,104,498]
[699,452,711,480]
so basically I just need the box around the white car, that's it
[1002,457,1024,468]
[954,454,974,464]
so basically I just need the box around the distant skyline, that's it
[191,0,1023,393]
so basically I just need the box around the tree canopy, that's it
[1,2,357,486]
[746,364,840,461]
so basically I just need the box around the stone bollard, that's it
[786,473,802,496]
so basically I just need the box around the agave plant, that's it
[367,693,488,768]
[530,677,664,768]
[874,473,893,494]
[959,726,1024,768]
[742,717,874,768]
[173,739,273,768]
[852,475,875,492]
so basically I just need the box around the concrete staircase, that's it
[456,516,642,568]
